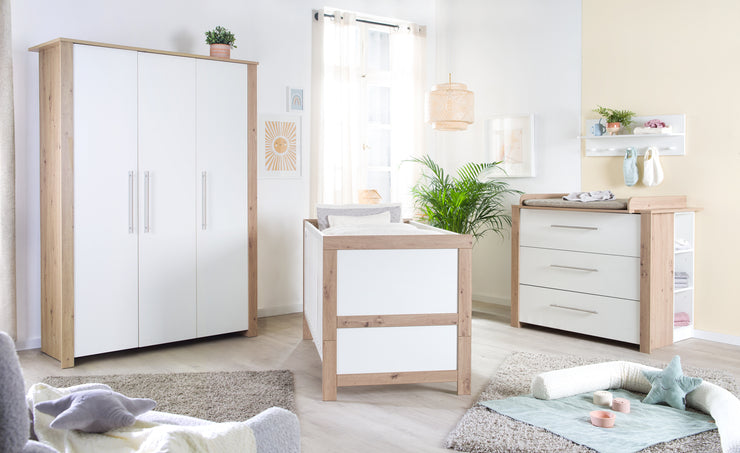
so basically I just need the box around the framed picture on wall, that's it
[286,87,304,112]
[259,115,301,178]
[485,114,535,177]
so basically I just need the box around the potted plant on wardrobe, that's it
[593,105,635,135]
[408,155,521,241]
[205,26,237,59]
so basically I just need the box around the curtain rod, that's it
[313,11,400,29]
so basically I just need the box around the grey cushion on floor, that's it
[140,406,300,453]
[0,331,31,453]
[35,389,156,433]
[523,198,629,209]
[245,407,301,453]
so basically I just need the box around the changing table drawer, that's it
[520,209,640,257]
[519,247,640,300]
[519,285,639,344]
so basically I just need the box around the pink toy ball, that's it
[590,410,616,428]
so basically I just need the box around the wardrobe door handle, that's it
[550,264,599,273]
[201,171,207,230]
[549,304,598,315]
[144,171,150,233]
[550,224,599,231]
[128,171,134,233]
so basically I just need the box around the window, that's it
[363,27,392,201]
[311,10,426,213]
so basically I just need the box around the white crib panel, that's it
[336,249,458,315]
[304,224,324,359]
[336,326,457,374]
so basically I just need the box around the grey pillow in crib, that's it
[316,204,402,230]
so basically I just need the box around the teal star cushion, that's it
[642,355,702,410]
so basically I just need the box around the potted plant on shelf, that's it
[205,26,237,59]
[408,155,521,242]
[593,105,635,135]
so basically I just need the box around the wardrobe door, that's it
[73,44,139,357]
[138,52,197,347]
[195,60,249,337]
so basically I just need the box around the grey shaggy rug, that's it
[446,352,738,453]
[43,369,295,422]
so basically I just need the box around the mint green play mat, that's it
[481,389,716,453]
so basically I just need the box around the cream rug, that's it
[446,352,738,453]
[43,369,295,422]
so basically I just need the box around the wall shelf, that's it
[582,114,686,157]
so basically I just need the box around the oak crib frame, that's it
[302,219,472,401]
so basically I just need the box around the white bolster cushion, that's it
[531,360,740,453]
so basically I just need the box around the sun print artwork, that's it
[264,120,297,172]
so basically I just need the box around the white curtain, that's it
[0,0,16,339]
[310,10,363,208]
[310,10,426,213]
[390,24,426,216]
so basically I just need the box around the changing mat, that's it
[523,198,629,210]
[322,223,442,236]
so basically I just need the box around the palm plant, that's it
[408,155,521,241]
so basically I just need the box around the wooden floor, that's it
[18,303,740,453]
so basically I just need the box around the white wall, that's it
[11,0,436,348]
[434,0,581,305]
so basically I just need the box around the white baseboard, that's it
[693,330,740,347]
[15,336,41,351]
[472,294,510,306]
[258,303,303,318]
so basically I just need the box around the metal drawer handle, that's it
[128,171,134,233]
[144,171,150,233]
[201,171,207,230]
[550,224,599,231]
[550,304,598,315]
[550,264,599,272]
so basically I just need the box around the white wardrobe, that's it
[31,39,258,368]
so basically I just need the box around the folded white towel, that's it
[674,238,692,250]
[563,191,615,202]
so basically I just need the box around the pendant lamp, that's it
[425,74,474,131]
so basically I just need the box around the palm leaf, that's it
[407,155,522,242]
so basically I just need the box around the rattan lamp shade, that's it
[425,80,474,131]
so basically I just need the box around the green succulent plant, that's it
[205,26,237,48]
[593,105,635,127]
[408,155,521,242]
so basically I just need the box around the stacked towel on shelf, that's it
[674,311,691,327]
[675,271,690,289]
[675,238,692,251]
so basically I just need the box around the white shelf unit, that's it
[582,114,686,157]
[673,212,695,342]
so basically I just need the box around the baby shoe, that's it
[642,146,664,186]
[623,147,638,186]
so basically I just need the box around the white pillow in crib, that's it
[316,203,402,230]
[328,211,391,228]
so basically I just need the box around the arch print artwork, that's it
[259,115,301,178]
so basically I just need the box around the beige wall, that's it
[582,0,740,337]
